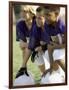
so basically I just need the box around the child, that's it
[16,6,46,78]
[42,6,65,75]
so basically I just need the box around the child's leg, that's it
[19,40,32,67]
[52,61,59,71]
[15,42,31,78]
[34,52,45,74]
[19,40,27,67]
[38,64,45,74]
[56,60,65,71]
[53,49,65,71]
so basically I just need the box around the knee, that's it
[52,61,59,70]
[20,40,27,50]
[19,43,25,50]
[20,46,25,50]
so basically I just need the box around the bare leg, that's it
[38,64,45,74]
[21,49,25,67]
[35,52,46,74]
[19,40,31,67]
[22,48,32,67]
[56,60,65,72]
[52,61,59,71]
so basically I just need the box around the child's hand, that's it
[49,41,59,50]
[42,68,52,77]
[51,36,59,44]
[40,41,46,45]
[35,46,43,53]
[20,40,28,49]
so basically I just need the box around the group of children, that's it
[15,5,65,84]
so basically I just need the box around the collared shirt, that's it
[45,19,65,36]
[28,22,50,51]
[16,18,35,42]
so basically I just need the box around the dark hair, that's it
[36,6,44,12]
[44,6,60,14]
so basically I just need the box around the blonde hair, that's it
[21,5,36,15]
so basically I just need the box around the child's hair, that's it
[43,6,60,15]
[36,6,45,15]
[21,5,36,15]
[36,6,43,12]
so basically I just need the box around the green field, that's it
[13,24,41,84]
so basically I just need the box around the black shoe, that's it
[31,51,38,63]
[15,67,29,78]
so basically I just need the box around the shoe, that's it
[15,67,29,78]
[31,51,38,62]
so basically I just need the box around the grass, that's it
[13,24,41,84]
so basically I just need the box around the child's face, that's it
[36,12,45,27]
[20,7,32,21]
[45,11,57,24]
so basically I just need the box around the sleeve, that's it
[16,21,27,42]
